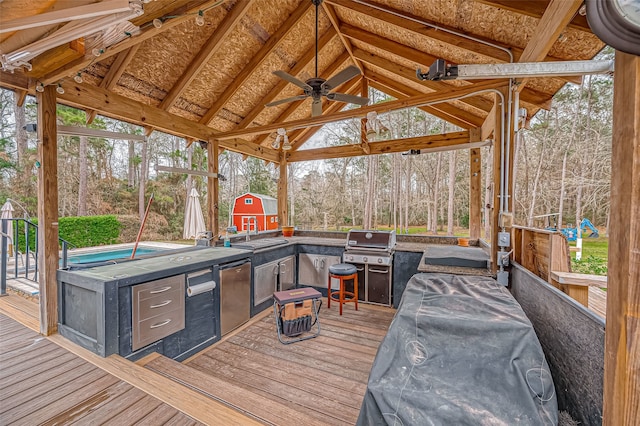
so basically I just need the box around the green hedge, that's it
[12,215,121,251]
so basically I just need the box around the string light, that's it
[74,72,83,83]
[35,82,45,92]
[152,18,163,28]
[195,10,205,26]
[92,48,105,57]
[56,83,65,94]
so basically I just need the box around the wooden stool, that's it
[327,263,358,315]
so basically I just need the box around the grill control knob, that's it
[363,256,368,262]
[378,258,383,264]
[349,255,353,261]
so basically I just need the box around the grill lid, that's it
[345,230,396,251]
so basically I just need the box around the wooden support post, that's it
[37,85,59,336]
[278,154,288,227]
[490,86,509,272]
[207,139,219,238]
[603,51,640,426]
[469,128,482,239]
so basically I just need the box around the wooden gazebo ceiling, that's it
[0,0,605,161]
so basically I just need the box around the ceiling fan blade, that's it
[321,65,361,91]
[312,99,323,117]
[265,94,308,107]
[326,92,370,106]
[273,70,312,91]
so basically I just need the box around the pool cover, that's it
[357,273,557,426]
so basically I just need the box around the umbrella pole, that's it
[131,194,154,259]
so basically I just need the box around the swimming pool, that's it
[67,246,171,264]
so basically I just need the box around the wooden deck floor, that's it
[143,300,396,426]
[0,312,206,425]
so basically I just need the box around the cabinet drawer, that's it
[133,308,185,351]
[136,289,182,321]
[134,276,183,301]
[132,275,185,351]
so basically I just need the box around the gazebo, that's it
[1,1,638,424]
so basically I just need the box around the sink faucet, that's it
[246,217,258,241]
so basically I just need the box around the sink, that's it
[231,238,289,250]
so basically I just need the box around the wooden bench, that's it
[550,271,607,308]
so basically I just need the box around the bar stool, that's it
[327,263,358,315]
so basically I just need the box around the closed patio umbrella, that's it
[1,201,14,256]
[183,188,206,240]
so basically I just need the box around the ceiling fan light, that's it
[282,136,292,151]
[379,125,391,138]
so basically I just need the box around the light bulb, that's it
[35,83,44,92]
[195,11,205,26]
[74,73,83,83]
[92,48,104,57]
[153,18,163,28]
[56,84,65,94]
[282,135,292,151]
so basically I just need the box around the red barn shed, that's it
[231,193,279,232]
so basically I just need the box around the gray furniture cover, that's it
[358,273,557,426]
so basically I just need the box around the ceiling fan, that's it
[265,0,369,117]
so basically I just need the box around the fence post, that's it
[1,219,7,296]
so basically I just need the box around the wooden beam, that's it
[208,139,220,239]
[481,103,497,140]
[515,0,583,92]
[236,28,336,129]
[56,81,279,162]
[469,131,482,239]
[321,2,361,73]
[160,0,254,111]
[277,155,288,226]
[360,77,370,153]
[214,80,507,141]
[16,90,28,107]
[256,52,351,147]
[288,130,490,162]
[366,73,484,128]
[329,0,580,85]
[27,38,85,76]
[86,44,140,124]
[200,1,312,125]
[0,70,31,91]
[39,0,224,84]
[490,86,509,271]
[474,0,591,32]
[36,84,58,336]
[353,47,551,110]
[603,51,640,426]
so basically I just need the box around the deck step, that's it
[145,355,332,426]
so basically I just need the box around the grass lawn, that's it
[569,236,608,276]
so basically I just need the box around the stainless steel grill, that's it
[342,230,396,306]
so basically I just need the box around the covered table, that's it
[358,273,557,425]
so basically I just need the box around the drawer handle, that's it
[150,319,171,329]
[149,286,172,294]
[150,300,172,309]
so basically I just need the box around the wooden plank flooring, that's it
[145,300,396,426]
[0,313,204,425]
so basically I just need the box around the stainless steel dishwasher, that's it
[219,259,251,335]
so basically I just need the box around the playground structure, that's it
[534,214,600,242]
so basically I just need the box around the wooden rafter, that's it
[326,0,581,85]
[86,44,140,124]
[40,0,224,85]
[287,130,491,162]
[256,51,351,147]
[199,1,312,126]
[160,0,254,111]
[367,77,482,129]
[515,0,583,92]
[236,27,337,130]
[351,48,545,112]
[321,2,361,73]
[474,0,591,32]
[214,79,507,141]
[55,81,278,162]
